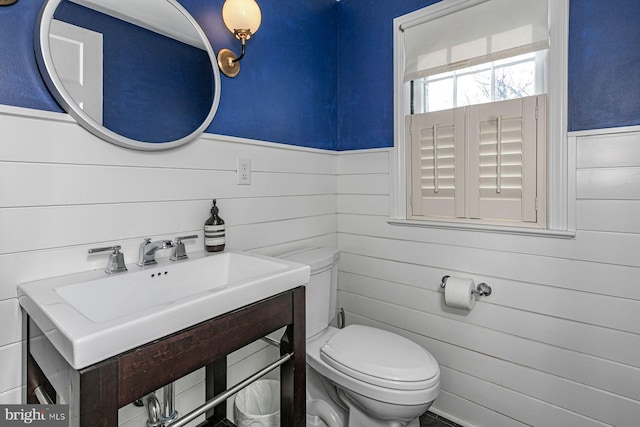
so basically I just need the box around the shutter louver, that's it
[479,116,523,200]
[420,123,456,198]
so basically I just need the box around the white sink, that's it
[18,251,310,369]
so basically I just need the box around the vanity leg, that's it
[280,286,306,427]
[206,357,228,423]
[26,353,55,404]
[25,316,56,404]
[78,359,119,426]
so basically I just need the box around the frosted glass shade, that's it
[222,0,262,36]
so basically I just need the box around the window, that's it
[414,52,544,114]
[392,0,572,235]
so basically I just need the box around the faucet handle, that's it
[176,235,198,244]
[88,245,128,274]
[170,235,198,261]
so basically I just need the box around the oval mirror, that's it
[35,0,221,151]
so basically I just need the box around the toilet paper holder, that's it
[440,275,492,297]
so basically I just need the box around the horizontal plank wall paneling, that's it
[0,299,22,345]
[0,163,336,208]
[339,259,640,367]
[577,131,640,167]
[336,131,640,427]
[1,199,336,254]
[0,106,338,422]
[339,217,640,299]
[0,343,22,395]
[1,107,337,173]
[577,199,640,233]
[577,167,640,200]
[0,387,22,405]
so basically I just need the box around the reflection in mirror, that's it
[50,18,104,124]
[35,0,221,150]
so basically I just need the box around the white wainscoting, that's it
[0,105,338,426]
[336,129,640,427]
[4,104,640,427]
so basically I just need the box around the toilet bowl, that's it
[278,247,440,427]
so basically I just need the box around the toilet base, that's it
[338,387,430,427]
[306,362,430,427]
[307,364,346,427]
[307,413,329,427]
[305,408,421,427]
[305,418,420,427]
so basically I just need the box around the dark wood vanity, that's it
[26,287,306,427]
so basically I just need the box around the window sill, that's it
[387,218,576,239]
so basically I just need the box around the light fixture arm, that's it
[217,30,253,77]
[231,32,248,63]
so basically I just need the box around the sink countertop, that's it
[19,251,310,369]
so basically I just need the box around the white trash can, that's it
[234,379,280,427]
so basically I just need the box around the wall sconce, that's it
[217,0,262,78]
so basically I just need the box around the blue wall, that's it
[568,0,640,132]
[335,0,438,150]
[0,1,57,112]
[184,0,338,149]
[1,0,639,150]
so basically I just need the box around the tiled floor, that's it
[420,411,464,427]
[216,410,458,427]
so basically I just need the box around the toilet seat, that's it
[307,326,440,406]
[320,325,439,391]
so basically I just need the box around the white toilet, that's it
[278,247,440,427]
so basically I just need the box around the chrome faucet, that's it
[137,238,174,267]
[88,245,128,274]
[170,234,198,261]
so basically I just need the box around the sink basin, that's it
[18,251,310,369]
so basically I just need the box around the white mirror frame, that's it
[35,0,222,151]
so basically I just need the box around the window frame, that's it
[391,0,575,238]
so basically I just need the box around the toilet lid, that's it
[278,247,339,274]
[320,325,439,390]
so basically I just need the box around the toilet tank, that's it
[278,247,340,339]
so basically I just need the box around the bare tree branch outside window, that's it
[419,53,539,113]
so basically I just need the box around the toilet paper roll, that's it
[444,277,476,310]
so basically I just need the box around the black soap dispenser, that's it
[204,199,225,252]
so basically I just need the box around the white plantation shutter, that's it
[407,108,465,218]
[407,95,546,225]
[468,95,545,222]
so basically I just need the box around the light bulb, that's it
[222,0,262,37]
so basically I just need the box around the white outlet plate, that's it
[237,158,251,185]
